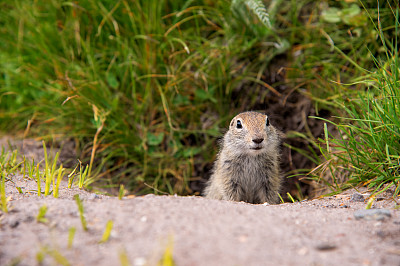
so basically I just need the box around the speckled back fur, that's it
[204,111,281,204]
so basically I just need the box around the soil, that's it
[1,174,399,264]
[1,141,400,266]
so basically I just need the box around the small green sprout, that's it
[118,184,125,200]
[99,220,114,243]
[119,249,130,266]
[43,141,60,196]
[74,194,87,231]
[36,205,48,223]
[36,250,45,264]
[278,193,284,204]
[38,246,70,266]
[366,196,375,209]
[53,165,65,198]
[27,158,35,179]
[68,227,76,248]
[159,237,175,266]
[78,160,89,189]
[68,164,78,189]
[22,156,26,179]
[286,192,296,203]
[36,162,42,196]
[1,170,10,213]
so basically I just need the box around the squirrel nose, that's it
[252,138,264,144]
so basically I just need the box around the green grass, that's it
[0,169,9,213]
[54,165,65,198]
[158,237,175,266]
[99,220,114,243]
[37,246,71,266]
[68,227,76,248]
[36,162,41,196]
[36,205,49,223]
[118,184,125,200]
[0,0,290,195]
[119,249,131,266]
[306,2,400,197]
[74,194,88,231]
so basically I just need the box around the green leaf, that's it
[173,94,190,105]
[106,73,119,89]
[194,89,217,103]
[147,132,164,146]
[342,4,360,18]
[342,4,367,26]
[181,147,202,158]
[321,7,341,24]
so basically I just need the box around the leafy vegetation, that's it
[0,0,399,197]
[306,2,400,198]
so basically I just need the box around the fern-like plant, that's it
[231,0,284,31]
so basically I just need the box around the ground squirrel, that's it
[204,111,281,204]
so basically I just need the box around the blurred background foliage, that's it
[0,0,398,198]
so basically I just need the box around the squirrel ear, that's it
[230,120,234,127]
[266,117,270,126]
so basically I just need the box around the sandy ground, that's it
[0,138,399,265]
[1,173,399,266]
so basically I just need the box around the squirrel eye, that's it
[236,120,242,129]
[266,117,270,127]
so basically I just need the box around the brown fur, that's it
[204,111,281,204]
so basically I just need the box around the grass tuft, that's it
[0,0,293,195]
[307,2,400,197]
[0,169,9,213]
[53,165,65,198]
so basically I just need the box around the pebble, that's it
[88,194,101,200]
[9,219,20,228]
[354,209,392,221]
[315,243,337,251]
[350,192,364,202]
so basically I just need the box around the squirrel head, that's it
[223,111,279,156]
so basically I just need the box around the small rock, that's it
[376,230,386,238]
[88,194,100,200]
[9,219,20,228]
[354,209,392,221]
[315,243,337,251]
[297,247,308,255]
[24,216,34,223]
[350,192,364,202]
[133,257,146,266]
